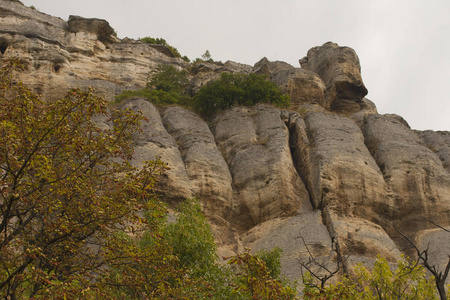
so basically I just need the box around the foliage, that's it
[115,65,191,106]
[139,36,185,60]
[201,50,213,62]
[147,65,189,94]
[255,247,283,279]
[194,72,290,116]
[0,58,180,299]
[303,255,440,300]
[163,198,218,276]
[227,249,297,300]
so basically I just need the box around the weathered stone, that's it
[303,112,387,217]
[301,42,368,113]
[252,57,295,77]
[0,0,186,101]
[324,208,401,268]
[3,1,450,284]
[362,114,450,237]
[243,212,335,282]
[147,44,175,58]
[189,60,252,93]
[349,98,378,127]
[68,15,117,44]
[161,106,240,256]
[416,130,450,173]
[213,104,310,231]
[120,98,193,203]
[271,68,326,109]
[161,106,233,220]
[416,227,450,285]
[298,111,400,267]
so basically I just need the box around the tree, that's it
[163,198,218,277]
[139,36,184,59]
[303,256,438,299]
[0,58,172,298]
[201,50,212,61]
[227,249,297,300]
[147,64,189,94]
[194,72,290,116]
[394,223,450,300]
[115,65,190,106]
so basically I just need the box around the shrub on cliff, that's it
[115,65,191,106]
[139,36,189,61]
[194,72,290,116]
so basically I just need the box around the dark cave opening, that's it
[0,41,8,54]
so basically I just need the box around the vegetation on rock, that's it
[2,58,449,299]
[139,36,189,62]
[115,65,191,106]
[194,72,290,116]
[116,66,291,117]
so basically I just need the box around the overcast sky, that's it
[20,0,450,131]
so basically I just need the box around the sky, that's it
[20,0,450,131]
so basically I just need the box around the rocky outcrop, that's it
[160,106,233,221]
[362,114,450,238]
[67,15,117,44]
[189,60,252,93]
[300,42,368,114]
[253,57,327,110]
[213,105,311,231]
[2,1,450,283]
[416,130,450,173]
[0,0,186,101]
[286,109,400,267]
[120,99,193,203]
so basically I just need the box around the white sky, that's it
[20,0,450,131]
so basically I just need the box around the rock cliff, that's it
[1,0,449,282]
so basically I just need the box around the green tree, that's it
[201,50,212,61]
[115,65,191,106]
[255,247,283,279]
[303,255,440,300]
[194,72,290,116]
[147,64,189,94]
[163,198,218,276]
[139,36,185,60]
[0,58,179,298]
[227,250,297,300]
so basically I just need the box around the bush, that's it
[163,198,218,276]
[115,65,190,106]
[147,64,189,93]
[303,255,439,299]
[194,72,290,116]
[139,36,185,59]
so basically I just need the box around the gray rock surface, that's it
[213,105,311,231]
[0,0,186,101]
[243,212,336,282]
[161,106,239,256]
[271,68,326,109]
[300,42,368,114]
[120,99,193,203]
[416,130,450,173]
[362,114,450,237]
[189,60,252,93]
[161,106,233,219]
[293,111,399,268]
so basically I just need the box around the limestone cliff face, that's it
[2,0,450,281]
